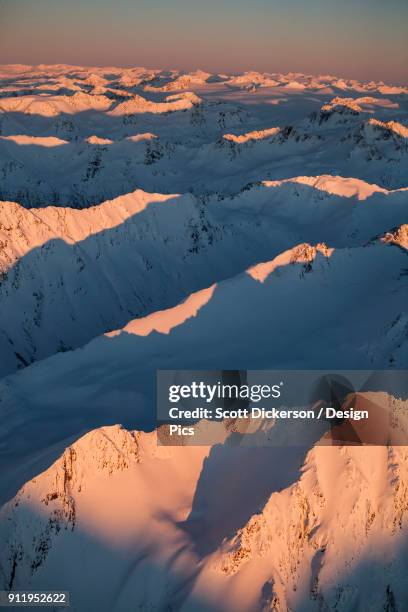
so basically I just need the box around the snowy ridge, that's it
[0,232,407,503]
[261,174,407,199]
[1,420,408,610]
[222,127,281,144]
[211,443,408,610]
[0,176,407,376]
[0,64,407,611]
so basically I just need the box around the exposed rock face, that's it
[382,224,408,249]
[1,426,408,611]
[0,427,142,590]
[215,444,408,610]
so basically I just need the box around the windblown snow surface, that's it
[0,64,407,612]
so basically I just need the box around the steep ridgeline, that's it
[0,178,407,377]
[0,231,407,504]
[1,424,408,611]
[210,442,408,611]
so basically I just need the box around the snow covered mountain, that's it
[1,66,407,206]
[0,177,406,377]
[0,64,407,611]
[1,420,408,611]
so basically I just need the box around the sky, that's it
[0,0,407,84]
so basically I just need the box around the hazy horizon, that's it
[0,0,407,85]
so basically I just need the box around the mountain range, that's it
[0,64,407,611]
